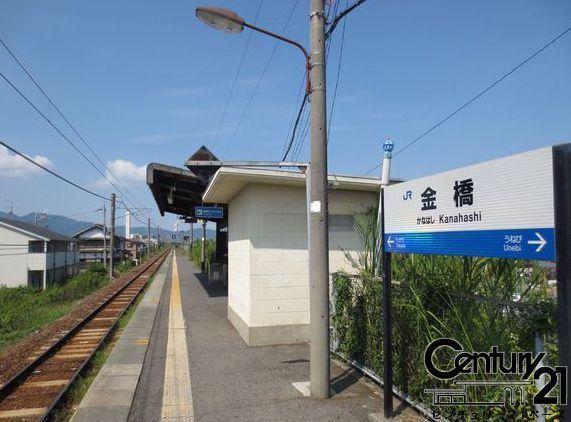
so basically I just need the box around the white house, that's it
[0,217,79,289]
[202,167,381,346]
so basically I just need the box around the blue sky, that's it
[0,0,570,230]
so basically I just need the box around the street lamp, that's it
[196,2,330,399]
[195,6,310,95]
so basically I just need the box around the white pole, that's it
[377,140,394,275]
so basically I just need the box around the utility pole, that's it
[147,218,151,259]
[309,0,330,399]
[103,203,107,270]
[109,193,116,280]
[201,219,207,273]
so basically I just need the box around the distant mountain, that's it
[0,212,214,241]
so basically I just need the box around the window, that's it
[28,270,43,289]
[29,240,44,253]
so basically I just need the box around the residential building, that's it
[74,224,126,269]
[125,237,146,264]
[0,217,79,289]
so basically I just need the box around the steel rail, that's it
[0,249,170,420]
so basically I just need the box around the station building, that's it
[147,146,384,346]
[0,217,79,289]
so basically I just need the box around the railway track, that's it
[0,250,170,421]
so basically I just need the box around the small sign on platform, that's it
[195,206,223,219]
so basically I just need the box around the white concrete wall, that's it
[0,228,79,288]
[0,228,45,288]
[227,183,377,331]
[227,185,254,326]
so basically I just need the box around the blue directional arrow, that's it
[385,228,555,261]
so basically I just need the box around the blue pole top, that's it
[382,140,394,152]
[383,139,394,157]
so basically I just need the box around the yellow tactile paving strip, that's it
[161,252,194,421]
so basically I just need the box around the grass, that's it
[0,264,108,352]
[0,259,148,353]
[187,240,215,268]
[51,273,155,421]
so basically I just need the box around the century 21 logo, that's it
[424,338,567,406]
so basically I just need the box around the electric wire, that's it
[327,0,348,143]
[223,0,301,157]
[214,0,264,151]
[0,70,136,205]
[281,71,307,158]
[283,0,345,161]
[0,37,145,209]
[363,24,571,175]
[0,140,110,201]
[281,93,309,160]
[325,0,368,40]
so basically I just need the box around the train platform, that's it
[73,250,422,422]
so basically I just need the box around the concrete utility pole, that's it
[147,218,151,259]
[103,203,107,270]
[201,219,207,273]
[193,3,330,399]
[309,0,330,399]
[109,193,116,280]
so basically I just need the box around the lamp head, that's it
[195,6,244,34]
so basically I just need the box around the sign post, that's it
[381,189,394,419]
[553,144,571,412]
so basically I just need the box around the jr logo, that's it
[403,190,413,200]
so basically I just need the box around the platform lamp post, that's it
[195,4,331,399]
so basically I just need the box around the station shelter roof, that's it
[202,167,384,204]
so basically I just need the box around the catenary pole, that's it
[309,0,330,399]
[103,202,107,270]
[109,193,116,280]
[147,218,151,259]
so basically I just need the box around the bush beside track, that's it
[0,265,108,351]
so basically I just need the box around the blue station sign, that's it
[383,147,556,261]
[195,206,223,219]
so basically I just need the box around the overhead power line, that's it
[223,0,301,157]
[281,92,309,160]
[0,140,110,201]
[284,0,359,161]
[0,37,144,209]
[326,0,368,39]
[214,0,264,151]
[363,24,571,175]
[0,70,139,206]
[327,0,349,143]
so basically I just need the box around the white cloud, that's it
[0,146,53,178]
[95,159,146,187]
